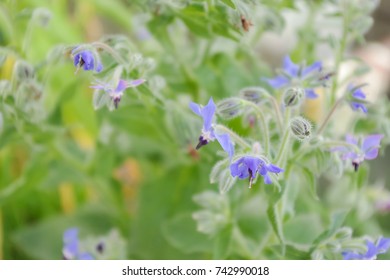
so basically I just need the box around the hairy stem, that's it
[317,97,344,135]
[214,124,251,150]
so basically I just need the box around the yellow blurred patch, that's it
[113,159,142,215]
[303,88,325,124]
[69,127,95,151]
[0,55,16,80]
[59,182,76,214]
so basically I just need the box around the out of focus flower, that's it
[230,156,283,187]
[91,78,145,109]
[189,98,234,159]
[265,55,322,99]
[72,48,103,73]
[62,228,94,260]
[331,134,383,171]
[347,84,368,113]
[342,237,390,260]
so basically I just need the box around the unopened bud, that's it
[13,60,35,81]
[33,7,52,27]
[333,227,353,241]
[325,241,341,252]
[217,97,244,119]
[239,87,269,104]
[289,116,312,141]
[282,87,304,107]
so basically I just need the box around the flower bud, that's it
[13,60,35,81]
[333,227,353,241]
[282,87,305,107]
[239,87,269,104]
[325,241,341,252]
[216,97,244,120]
[32,7,52,27]
[289,116,312,141]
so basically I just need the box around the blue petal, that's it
[189,102,202,116]
[78,252,94,260]
[230,158,248,179]
[80,51,95,71]
[115,80,128,92]
[342,251,363,260]
[361,134,383,156]
[201,98,216,132]
[376,237,390,253]
[266,76,289,88]
[282,56,299,77]
[302,61,322,77]
[350,102,367,113]
[305,88,319,99]
[215,133,234,159]
[263,173,272,184]
[352,88,366,100]
[345,134,359,145]
[364,240,378,259]
[267,164,284,174]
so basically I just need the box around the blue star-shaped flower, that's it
[331,134,383,171]
[91,78,145,109]
[189,98,234,159]
[230,156,283,187]
[265,55,322,99]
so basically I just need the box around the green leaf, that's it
[213,223,233,259]
[311,210,349,251]
[267,204,285,250]
[162,212,213,254]
[300,166,318,200]
[219,0,236,9]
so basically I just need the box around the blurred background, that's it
[0,0,389,260]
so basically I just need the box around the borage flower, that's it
[331,134,383,171]
[230,156,283,187]
[62,228,94,260]
[189,98,234,159]
[72,47,103,73]
[342,237,390,260]
[265,55,323,99]
[347,84,368,113]
[91,78,145,110]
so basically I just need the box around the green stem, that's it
[91,42,127,65]
[214,124,251,150]
[329,2,349,105]
[317,98,344,135]
[275,128,291,166]
[268,96,283,133]
[243,101,270,155]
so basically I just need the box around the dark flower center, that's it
[196,136,208,150]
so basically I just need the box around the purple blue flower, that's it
[189,98,234,159]
[62,228,94,260]
[72,48,103,73]
[331,134,383,171]
[342,237,390,260]
[348,84,368,113]
[91,78,145,109]
[265,55,322,99]
[230,156,283,187]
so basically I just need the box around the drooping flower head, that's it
[230,156,283,187]
[62,228,94,260]
[91,78,145,110]
[71,47,103,73]
[265,55,323,99]
[331,134,383,171]
[347,84,368,113]
[189,98,234,159]
[342,237,390,260]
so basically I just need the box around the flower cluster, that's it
[70,45,145,110]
